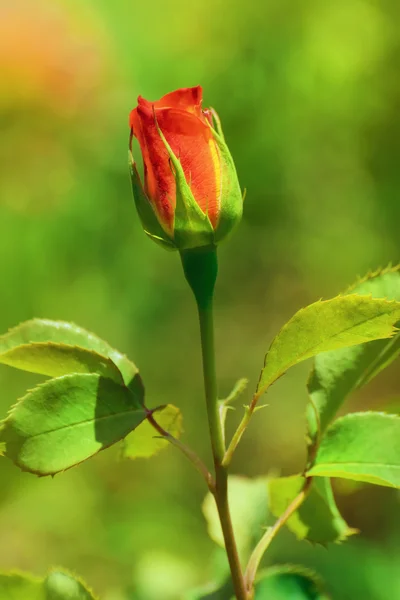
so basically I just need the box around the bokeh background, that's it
[1,0,399,598]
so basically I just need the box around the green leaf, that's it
[254,566,329,599]
[45,570,98,600]
[123,404,183,459]
[202,476,269,562]
[0,319,141,391]
[1,373,146,475]
[0,572,44,600]
[268,475,356,544]
[307,412,400,487]
[0,343,124,384]
[0,570,98,600]
[257,295,400,395]
[307,266,400,447]
[184,580,233,600]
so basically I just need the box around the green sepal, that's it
[129,154,176,250]
[208,126,243,245]
[154,119,215,250]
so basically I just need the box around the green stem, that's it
[198,306,225,463]
[244,477,312,594]
[181,248,248,600]
[198,303,248,600]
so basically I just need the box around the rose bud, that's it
[129,86,243,251]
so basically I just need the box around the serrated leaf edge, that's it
[257,294,400,396]
[256,563,329,596]
[344,263,400,294]
[45,567,99,600]
[0,318,137,377]
[0,341,125,384]
[0,373,145,476]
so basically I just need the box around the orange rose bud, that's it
[129,86,243,250]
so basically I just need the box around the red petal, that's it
[134,104,176,231]
[138,87,203,117]
[131,96,222,230]
[155,107,221,227]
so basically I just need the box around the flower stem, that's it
[198,303,248,600]
[180,248,248,600]
[244,477,312,594]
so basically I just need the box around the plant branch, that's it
[146,409,215,491]
[180,247,248,600]
[223,386,267,465]
[197,303,248,600]
[244,477,313,594]
[222,405,252,467]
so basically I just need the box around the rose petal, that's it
[133,104,176,230]
[155,107,221,226]
[138,86,203,117]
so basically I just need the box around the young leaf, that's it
[254,565,329,599]
[0,572,44,600]
[1,373,146,475]
[202,476,269,562]
[44,570,98,600]
[307,266,400,448]
[268,475,356,544]
[257,295,400,395]
[0,319,140,389]
[307,412,400,487]
[0,343,124,384]
[122,404,183,459]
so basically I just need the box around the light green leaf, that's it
[45,571,98,600]
[0,319,140,391]
[307,412,400,487]
[268,475,356,544]
[123,404,183,459]
[307,266,400,447]
[257,295,400,395]
[202,476,269,562]
[254,565,329,599]
[0,570,98,600]
[184,580,233,600]
[0,343,123,384]
[1,373,146,475]
[0,572,44,600]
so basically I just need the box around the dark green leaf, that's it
[254,565,329,599]
[257,294,400,395]
[1,373,146,475]
[268,475,356,544]
[307,266,400,448]
[307,412,400,487]
[123,404,183,459]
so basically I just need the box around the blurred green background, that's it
[1,0,399,598]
